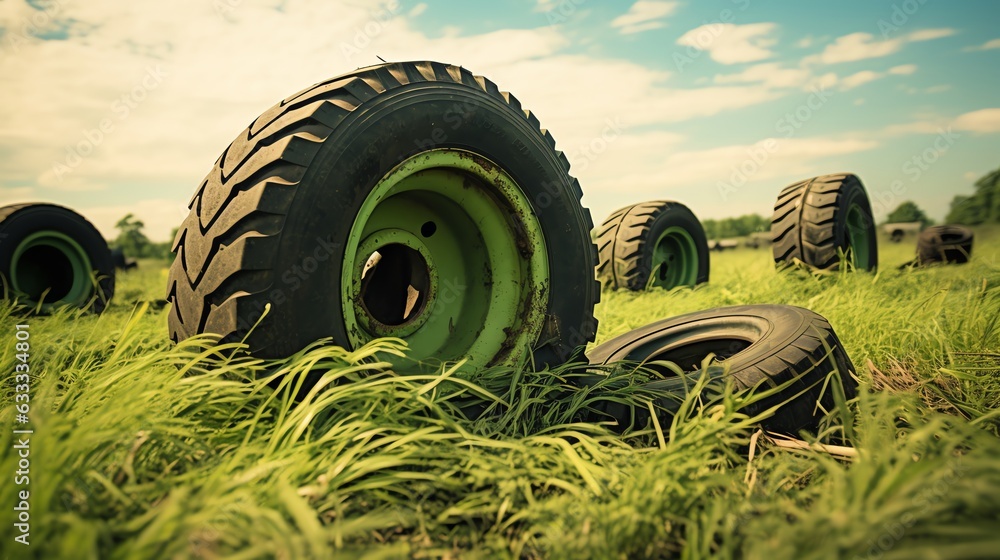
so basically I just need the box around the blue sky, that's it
[1,0,998,240]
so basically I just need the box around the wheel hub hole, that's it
[14,244,75,302]
[649,338,752,373]
[420,221,437,238]
[360,244,430,326]
[657,263,669,281]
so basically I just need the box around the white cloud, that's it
[879,108,1000,137]
[888,64,917,75]
[408,3,427,17]
[953,108,1000,133]
[809,28,955,65]
[839,70,883,91]
[964,171,979,181]
[0,187,34,200]
[964,38,1000,51]
[611,1,678,35]
[676,22,778,64]
[924,84,951,94]
[714,62,811,89]
[906,28,956,42]
[583,134,878,219]
[0,0,799,240]
[78,198,191,242]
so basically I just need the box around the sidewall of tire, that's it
[838,177,878,270]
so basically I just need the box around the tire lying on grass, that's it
[771,173,878,271]
[167,61,600,371]
[586,305,858,434]
[111,247,138,270]
[0,203,114,313]
[916,225,974,265]
[596,200,709,291]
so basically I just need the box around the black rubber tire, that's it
[771,173,878,271]
[587,305,857,434]
[595,200,709,291]
[167,60,599,367]
[917,225,974,265]
[0,203,114,313]
[110,247,138,270]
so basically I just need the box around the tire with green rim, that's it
[0,203,114,313]
[596,200,709,291]
[167,61,600,371]
[771,173,878,271]
[586,305,857,434]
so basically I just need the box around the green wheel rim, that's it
[342,149,549,371]
[845,204,870,268]
[9,230,94,307]
[648,226,699,289]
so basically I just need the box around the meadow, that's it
[2,228,999,559]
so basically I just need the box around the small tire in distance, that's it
[596,200,709,291]
[0,203,115,313]
[587,304,858,434]
[771,173,878,271]
[916,225,973,265]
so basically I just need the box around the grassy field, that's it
[2,228,999,559]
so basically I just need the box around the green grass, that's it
[2,230,999,559]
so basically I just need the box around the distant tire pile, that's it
[161,61,870,435]
[0,203,115,313]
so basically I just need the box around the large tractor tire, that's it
[587,305,857,434]
[916,225,974,265]
[167,61,600,371]
[596,201,709,291]
[771,173,878,271]
[0,203,114,313]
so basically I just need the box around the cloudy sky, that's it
[1,0,998,241]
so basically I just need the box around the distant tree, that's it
[946,166,1000,225]
[885,201,933,227]
[114,214,153,258]
[112,214,173,260]
[702,214,769,239]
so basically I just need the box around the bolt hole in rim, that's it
[343,149,550,371]
[9,230,93,306]
[845,203,870,268]
[650,226,698,289]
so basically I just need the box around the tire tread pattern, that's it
[168,61,597,350]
